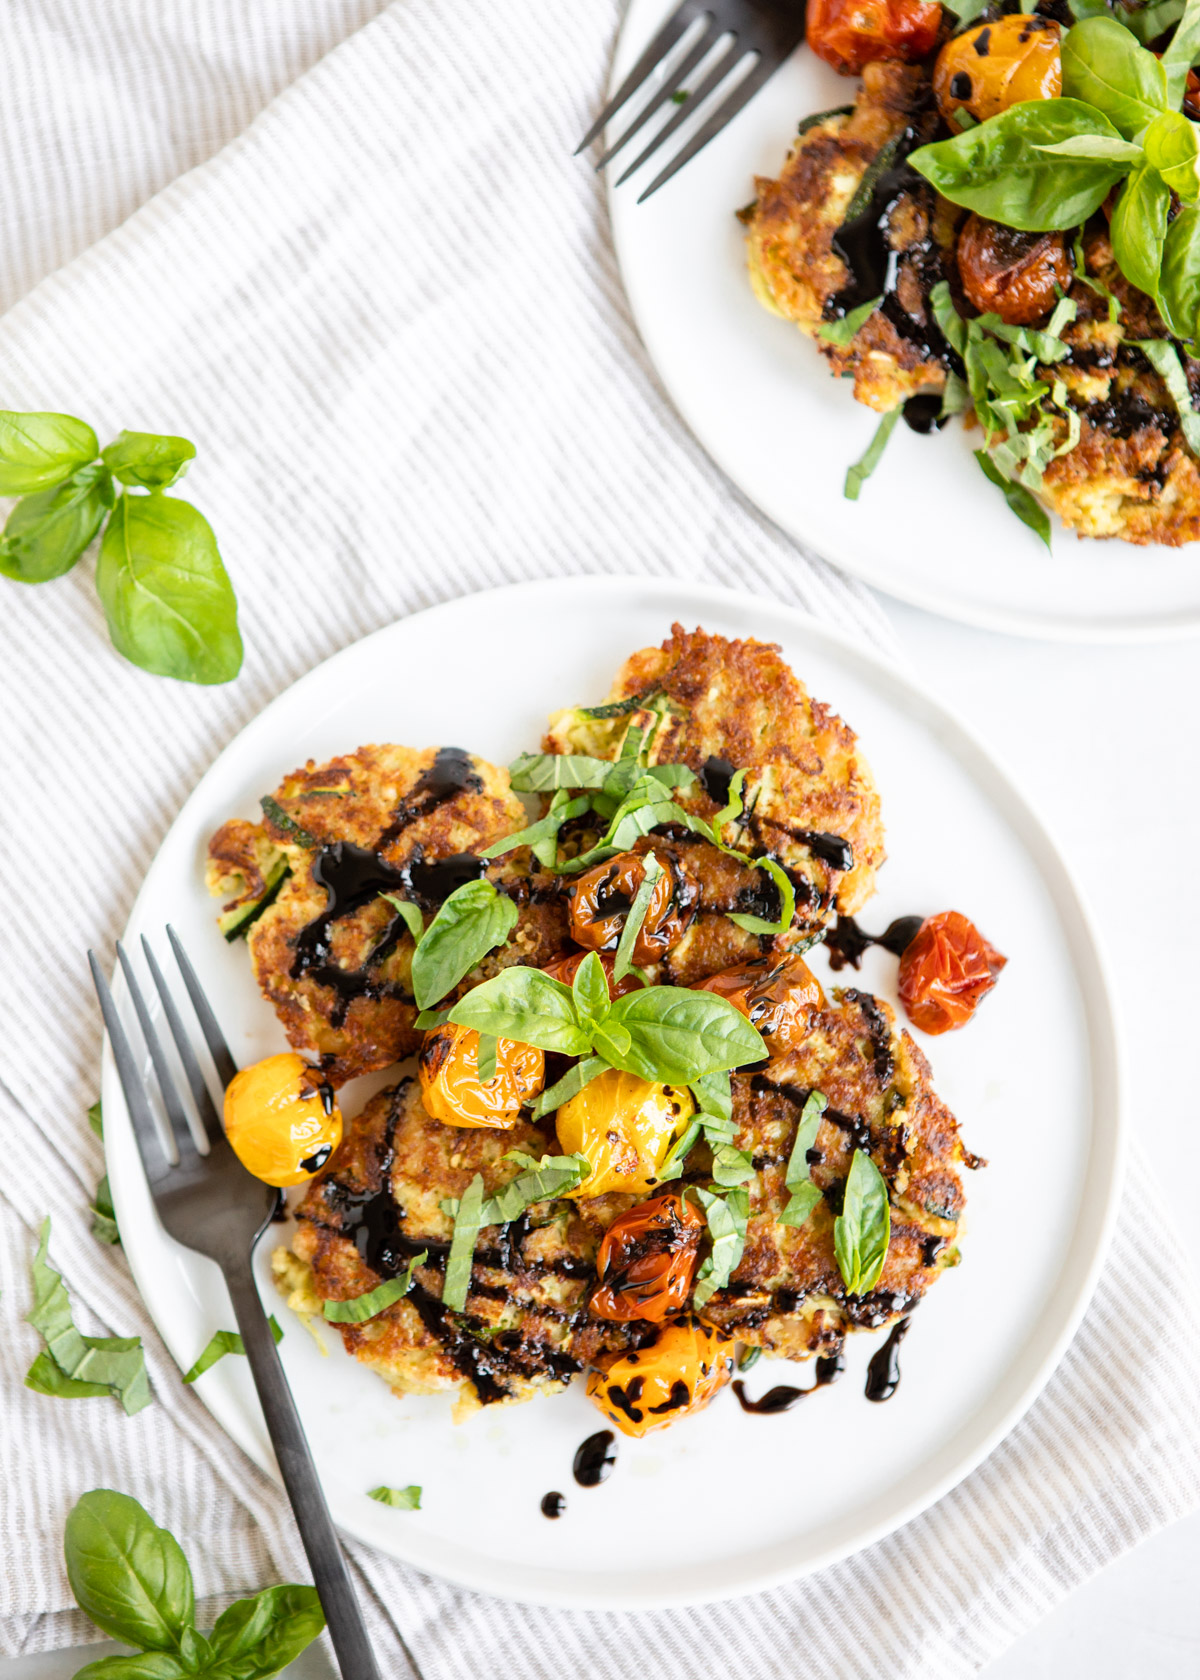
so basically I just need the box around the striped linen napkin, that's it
[1,2,1198,1674]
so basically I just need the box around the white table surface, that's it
[5,589,1198,1680]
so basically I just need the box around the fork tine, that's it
[142,936,221,1152]
[616,36,747,187]
[166,924,239,1090]
[117,943,197,1165]
[576,1,705,153]
[89,950,175,1178]
[594,21,722,171]
[636,51,780,202]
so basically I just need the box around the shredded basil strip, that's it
[25,1218,151,1414]
[508,752,613,791]
[657,1117,704,1181]
[727,856,798,935]
[833,1149,891,1295]
[323,1253,427,1324]
[690,1069,732,1123]
[529,1055,610,1119]
[1130,338,1200,451]
[183,1316,284,1381]
[368,1485,422,1509]
[817,294,884,347]
[442,1175,484,1311]
[260,794,319,849]
[690,1186,749,1308]
[613,854,664,981]
[779,1089,827,1229]
[474,1031,499,1084]
[482,790,592,863]
[975,450,1052,549]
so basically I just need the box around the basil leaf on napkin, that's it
[101,430,197,491]
[408,878,517,1010]
[64,1491,195,1652]
[0,460,114,582]
[834,1149,891,1295]
[207,1582,326,1674]
[182,1316,284,1381]
[0,409,98,494]
[25,1218,150,1414]
[96,492,243,684]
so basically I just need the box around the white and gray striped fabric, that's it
[0,2,1198,1673]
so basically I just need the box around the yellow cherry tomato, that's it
[555,1069,694,1197]
[418,1022,544,1129]
[223,1052,342,1188]
[933,14,1061,132]
[586,1316,736,1436]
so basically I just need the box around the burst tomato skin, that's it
[567,848,696,965]
[591,1190,706,1323]
[807,0,943,76]
[897,910,1006,1034]
[693,952,824,1052]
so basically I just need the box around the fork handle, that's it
[225,1266,383,1680]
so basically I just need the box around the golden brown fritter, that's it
[546,625,885,933]
[743,61,953,413]
[700,986,977,1359]
[285,1080,635,1414]
[208,744,571,1084]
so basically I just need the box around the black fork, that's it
[89,928,395,1680]
[577,0,807,201]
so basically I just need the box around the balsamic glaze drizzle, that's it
[825,913,925,972]
[732,1352,845,1414]
[865,1316,911,1402]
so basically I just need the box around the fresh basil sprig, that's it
[0,412,241,683]
[25,1218,150,1414]
[778,1089,827,1229]
[183,1316,284,1381]
[65,1490,324,1679]
[447,954,767,1085]
[833,1149,891,1296]
[323,1251,427,1323]
[397,877,518,1011]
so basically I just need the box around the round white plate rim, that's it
[102,574,1126,1609]
[605,3,1200,644]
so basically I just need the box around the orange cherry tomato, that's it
[587,1316,735,1436]
[418,1023,544,1128]
[956,215,1072,326]
[541,949,642,999]
[807,0,943,76]
[567,849,696,965]
[694,952,825,1052]
[897,911,1006,1035]
[591,1190,706,1323]
[933,15,1061,131]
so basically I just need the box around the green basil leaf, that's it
[72,1655,188,1679]
[571,950,612,1028]
[1162,0,1200,104]
[844,405,902,501]
[100,431,196,492]
[1144,108,1200,200]
[1035,133,1145,159]
[708,768,747,846]
[591,1018,633,1063]
[833,1149,891,1295]
[443,1173,484,1311]
[975,450,1052,548]
[64,1490,194,1652]
[448,966,590,1055]
[1061,17,1167,138]
[690,1069,732,1123]
[481,791,591,862]
[95,492,242,685]
[508,752,613,791]
[207,1582,325,1677]
[1111,164,1171,293]
[613,854,663,982]
[182,1317,284,1381]
[471,1031,497,1083]
[91,1173,120,1246]
[1121,0,1185,43]
[0,461,114,583]
[943,0,989,17]
[26,1218,150,1415]
[817,294,883,346]
[322,1253,425,1324]
[726,856,797,935]
[779,1181,823,1231]
[710,1143,755,1187]
[909,100,1130,229]
[609,797,692,852]
[1159,204,1200,336]
[528,1055,610,1119]
[603,988,767,1084]
[931,280,969,358]
[380,893,426,945]
[25,1350,112,1399]
[0,410,98,495]
[474,1152,591,1222]
[409,878,517,1010]
[1072,231,1122,320]
[689,1186,749,1308]
[368,1486,422,1510]
[779,1088,827,1228]
[413,1005,452,1029]
[657,1117,703,1181]
[88,1100,104,1137]
[1129,337,1200,448]
[642,762,696,789]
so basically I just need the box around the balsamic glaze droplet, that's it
[541,1491,566,1519]
[573,1430,617,1487]
[699,755,737,807]
[903,393,949,435]
[865,1316,912,1403]
[825,912,925,972]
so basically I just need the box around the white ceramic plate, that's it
[103,576,1123,1608]
[608,2,1200,641]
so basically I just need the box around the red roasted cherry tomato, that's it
[694,952,824,1053]
[567,849,696,965]
[897,911,1006,1035]
[807,0,943,76]
[591,1190,706,1323]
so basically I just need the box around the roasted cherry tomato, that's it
[223,1052,342,1187]
[807,0,943,76]
[567,849,696,965]
[934,15,1061,130]
[587,1316,736,1436]
[556,1070,694,1196]
[541,948,642,999]
[591,1190,706,1322]
[956,215,1072,325]
[897,910,1007,1034]
[694,952,824,1053]
[1186,67,1200,122]
[418,1023,544,1128]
